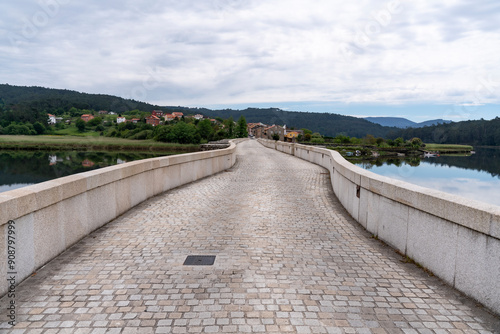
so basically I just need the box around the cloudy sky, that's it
[1,0,500,121]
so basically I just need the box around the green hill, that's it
[0,83,159,114]
[0,84,395,138]
[388,117,500,146]
[204,108,393,138]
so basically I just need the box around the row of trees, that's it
[0,98,249,145]
[315,134,425,149]
[0,121,49,135]
[102,116,248,144]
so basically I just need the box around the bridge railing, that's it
[259,139,500,315]
[0,140,244,297]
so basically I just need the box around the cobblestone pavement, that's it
[1,140,499,333]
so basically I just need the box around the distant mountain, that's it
[364,117,452,128]
[418,119,453,127]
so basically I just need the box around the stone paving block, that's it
[0,140,499,333]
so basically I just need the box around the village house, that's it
[98,110,108,115]
[47,114,56,125]
[283,126,304,142]
[129,118,140,124]
[116,116,126,124]
[152,110,164,118]
[172,112,184,119]
[264,125,285,141]
[285,131,300,142]
[82,159,95,167]
[247,122,267,137]
[193,114,204,120]
[164,113,176,122]
[81,114,94,122]
[146,115,160,126]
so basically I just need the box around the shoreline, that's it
[0,135,200,152]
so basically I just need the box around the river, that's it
[353,147,500,207]
[0,150,180,194]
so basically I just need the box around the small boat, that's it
[424,152,437,158]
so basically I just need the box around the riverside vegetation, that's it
[0,107,249,151]
[296,133,472,160]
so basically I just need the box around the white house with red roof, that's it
[164,114,176,121]
[47,114,56,125]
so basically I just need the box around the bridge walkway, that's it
[1,140,499,333]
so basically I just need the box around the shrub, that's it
[129,130,153,140]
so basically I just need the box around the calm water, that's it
[0,150,178,193]
[353,147,500,207]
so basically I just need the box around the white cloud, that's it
[1,0,500,113]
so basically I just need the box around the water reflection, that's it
[0,150,178,194]
[353,147,500,207]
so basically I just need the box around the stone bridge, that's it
[0,139,499,332]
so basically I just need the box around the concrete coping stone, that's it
[259,139,500,239]
[0,140,240,227]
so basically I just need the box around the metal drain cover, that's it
[183,255,216,266]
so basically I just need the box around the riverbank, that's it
[326,143,473,160]
[0,135,200,152]
[423,143,474,153]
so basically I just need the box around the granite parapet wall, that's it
[258,139,500,315]
[0,140,244,297]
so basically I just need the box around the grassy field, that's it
[53,127,101,137]
[424,143,473,152]
[0,135,200,152]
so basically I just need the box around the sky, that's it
[1,0,500,122]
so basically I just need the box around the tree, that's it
[155,125,174,142]
[235,116,248,138]
[224,117,234,138]
[363,134,376,145]
[409,137,424,148]
[311,132,325,144]
[171,122,201,144]
[197,119,213,140]
[68,107,79,117]
[76,119,86,132]
[87,116,102,127]
[33,121,45,135]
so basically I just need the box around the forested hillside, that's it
[0,84,159,119]
[0,84,394,138]
[206,108,392,138]
[388,117,500,146]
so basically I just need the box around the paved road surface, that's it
[1,140,499,333]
